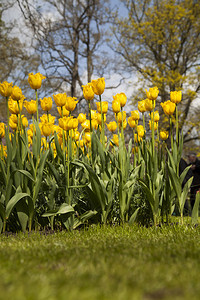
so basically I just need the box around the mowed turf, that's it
[0,223,200,300]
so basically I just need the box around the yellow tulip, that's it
[85,132,91,143]
[160,130,169,141]
[145,98,155,111]
[97,113,106,125]
[138,100,146,113]
[24,100,37,115]
[107,121,117,132]
[40,114,55,124]
[117,111,126,124]
[150,110,160,122]
[145,86,159,100]
[0,81,13,98]
[112,99,121,114]
[22,116,28,128]
[65,97,78,111]
[57,106,70,117]
[149,120,158,131]
[59,116,70,131]
[119,119,127,129]
[91,78,105,95]
[96,101,108,114]
[111,134,119,147]
[40,97,52,111]
[134,133,142,143]
[28,72,46,90]
[170,91,182,104]
[9,117,17,130]
[8,98,23,114]
[91,119,99,130]
[68,117,78,130]
[113,93,127,108]
[81,119,90,130]
[42,122,53,137]
[128,117,137,128]
[77,113,87,124]
[161,100,176,116]
[53,93,67,107]
[82,83,94,101]
[10,114,18,124]
[11,86,23,101]
[0,123,5,138]
[74,130,80,141]
[137,125,145,138]
[91,110,97,120]
[131,110,140,121]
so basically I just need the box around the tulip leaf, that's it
[192,191,200,225]
[129,208,140,225]
[6,193,32,219]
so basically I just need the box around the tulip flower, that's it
[97,113,106,125]
[112,99,121,114]
[24,100,37,115]
[150,110,160,122]
[131,110,140,121]
[57,106,70,117]
[96,101,108,114]
[137,125,145,138]
[11,86,23,101]
[77,113,87,124]
[113,93,127,108]
[111,134,119,147]
[128,117,137,128]
[82,83,94,101]
[28,72,46,90]
[170,91,182,104]
[117,111,126,124]
[160,100,176,116]
[160,130,169,141]
[65,97,78,111]
[138,100,146,113]
[145,86,159,101]
[106,121,117,132]
[8,98,23,115]
[0,123,5,138]
[0,81,13,98]
[145,98,155,111]
[81,119,90,130]
[91,78,105,95]
[53,93,67,107]
[40,97,53,111]
[149,120,158,131]
[42,122,53,137]
[40,114,55,124]
[22,116,28,128]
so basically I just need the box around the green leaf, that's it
[42,203,75,217]
[13,170,35,182]
[192,191,200,225]
[6,193,32,219]
[129,208,140,225]
[73,210,97,229]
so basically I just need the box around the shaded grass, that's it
[0,223,200,300]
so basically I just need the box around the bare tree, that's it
[17,0,111,98]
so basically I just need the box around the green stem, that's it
[142,113,146,139]
[169,116,173,153]
[99,95,105,149]
[151,101,155,157]
[176,105,179,145]
[6,96,9,130]
[35,89,39,123]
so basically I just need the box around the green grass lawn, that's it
[0,223,200,300]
